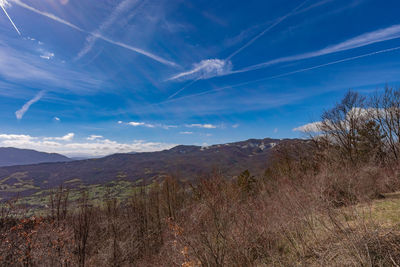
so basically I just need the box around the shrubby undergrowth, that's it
[2,88,400,266]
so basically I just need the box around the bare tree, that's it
[73,191,93,267]
[319,91,367,163]
[369,87,400,161]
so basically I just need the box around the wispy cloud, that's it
[75,0,140,60]
[0,133,34,140]
[163,45,400,105]
[9,0,177,66]
[43,133,74,141]
[0,39,103,94]
[122,121,177,129]
[168,59,232,81]
[167,59,232,99]
[40,51,54,60]
[179,131,193,135]
[0,133,176,157]
[166,0,311,98]
[127,121,156,128]
[186,124,217,129]
[165,0,328,100]
[170,24,400,85]
[87,135,103,141]
[15,90,45,120]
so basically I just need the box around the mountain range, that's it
[0,138,287,200]
[0,147,71,167]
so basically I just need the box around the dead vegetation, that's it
[2,87,400,266]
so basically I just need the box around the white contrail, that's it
[8,0,177,66]
[167,0,311,99]
[0,2,21,35]
[15,90,45,120]
[231,24,400,75]
[10,0,83,32]
[168,22,400,95]
[226,0,311,60]
[167,78,200,100]
[75,0,140,61]
[162,45,400,104]
[97,34,177,67]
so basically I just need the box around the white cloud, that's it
[127,121,155,128]
[293,122,323,133]
[0,133,175,157]
[186,123,217,129]
[87,135,103,141]
[43,133,74,141]
[169,59,232,81]
[167,20,400,98]
[122,121,176,129]
[232,124,239,129]
[127,121,145,126]
[53,117,60,121]
[40,51,54,60]
[167,24,400,82]
[163,46,400,104]
[292,108,375,133]
[15,90,45,120]
[179,131,193,135]
[0,133,35,141]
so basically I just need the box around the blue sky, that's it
[0,0,400,156]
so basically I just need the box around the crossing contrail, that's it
[0,1,21,35]
[226,0,310,60]
[167,0,311,99]
[167,78,201,100]
[8,0,177,66]
[75,0,141,61]
[162,45,400,104]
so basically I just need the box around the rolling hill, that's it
[0,138,286,200]
[0,147,72,167]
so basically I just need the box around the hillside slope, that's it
[0,147,71,167]
[0,138,284,199]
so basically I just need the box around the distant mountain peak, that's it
[0,147,71,167]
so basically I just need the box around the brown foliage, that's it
[1,88,400,266]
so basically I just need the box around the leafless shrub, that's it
[73,191,93,267]
[2,88,400,266]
